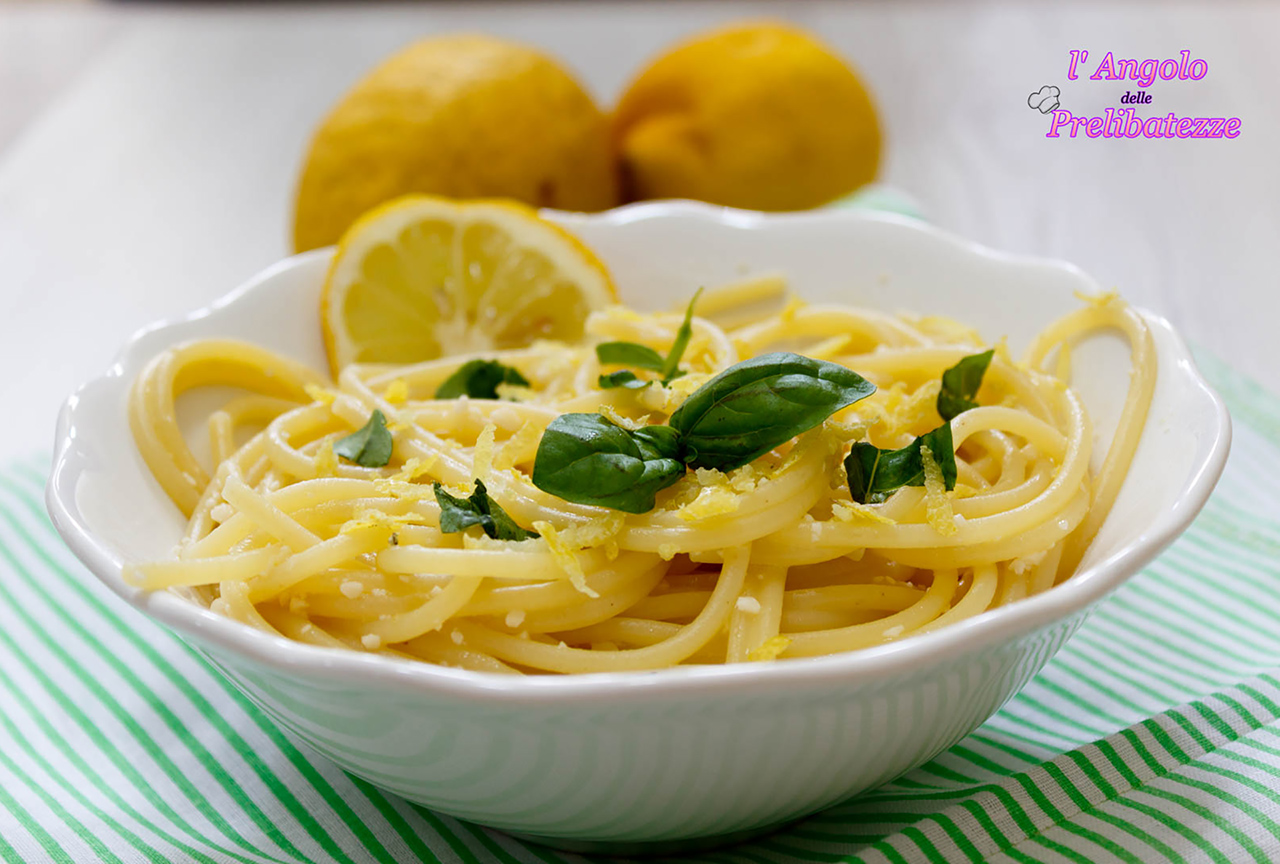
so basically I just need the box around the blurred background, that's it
[0,1,1276,457]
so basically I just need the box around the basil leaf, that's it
[435,359,530,400]
[596,342,666,371]
[632,424,683,458]
[434,480,539,541]
[597,370,652,390]
[937,349,994,421]
[594,289,703,385]
[531,413,685,514]
[845,423,957,504]
[661,287,703,382]
[333,410,393,467]
[669,352,877,471]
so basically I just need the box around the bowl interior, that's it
[51,203,1227,684]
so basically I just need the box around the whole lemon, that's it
[293,35,617,252]
[613,21,881,211]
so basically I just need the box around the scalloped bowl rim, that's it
[46,201,1231,705]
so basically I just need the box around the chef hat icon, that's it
[1028,85,1061,114]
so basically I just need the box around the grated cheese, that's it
[361,634,382,650]
[210,503,234,524]
[450,629,464,645]
[339,580,364,599]
[735,596,762,615]
[489,405,523,431]
[504,609,526,629]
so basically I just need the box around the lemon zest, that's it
[555,512,625,550]
[531,521,598,598]
[920,443,958,536]
[340,508,417,536]
[314,440,338,477]
[1074,289,1120,308]
[677,485,740,523]
[473,423,496,483]
[495,420,541,470]
[832,499,895,525]
[305,384,337,406]
[749,635,791,662]
[392,456,436,482]
[779,296,807,323]
[599,405,647,431]
[383,379,409,404]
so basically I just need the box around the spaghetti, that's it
[126,279,1155,674]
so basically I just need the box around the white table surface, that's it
[1,1,1277,460]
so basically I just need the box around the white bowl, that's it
[47,202,1229,852]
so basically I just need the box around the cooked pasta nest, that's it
[127,275,1154,674]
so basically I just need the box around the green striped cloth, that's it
[3,353,1278,864]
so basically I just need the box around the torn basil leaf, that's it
[435,359,530,400]
[669,352,877,471]
[434,479,539,541]
[597,370,652,390]
[593,289,703,387]
[596,342,666,371]
[937,349,994,421]
[333,409,394,467]
[845,423,957,505]
[660,287,702,382]
[531,413,684,514]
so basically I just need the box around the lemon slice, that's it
[321,195,616,374]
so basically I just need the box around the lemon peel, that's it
[920,443,958,536]
[748,635,791,662]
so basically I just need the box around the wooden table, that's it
[1,1,1276,458]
